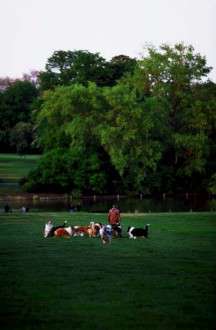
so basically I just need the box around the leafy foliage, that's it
[38,50,136,90]
[0,80,38,153]
[10,122,34,155]
[0,43,216,194]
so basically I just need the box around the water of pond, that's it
[1,195,216,213]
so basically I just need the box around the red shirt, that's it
[108,207,120,225]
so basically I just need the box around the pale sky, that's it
[0,0,215,81]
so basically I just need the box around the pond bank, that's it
[0,193,215,213]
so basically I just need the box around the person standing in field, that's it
[108,205,122,237]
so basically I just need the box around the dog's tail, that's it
[145,224,150,238]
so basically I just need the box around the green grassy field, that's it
[0,154,39,193]
[0,211,215,330]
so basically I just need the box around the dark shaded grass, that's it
[0,212,215,329]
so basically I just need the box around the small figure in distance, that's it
[68,204,74,213]
[108,204,122,237]
[68,204,79,213]
[21,206,29,213]
[21,206,26,213]
[4,204,11,213]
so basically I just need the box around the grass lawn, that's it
[0,211,215,330]
[0,154,40,193]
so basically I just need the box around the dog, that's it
[99,224,112,244]
[127,224,150,239]
[89,222,102,237]
[72,222,103,237]
[54,226,73,238]
[72,225,89,237]
[72,223,95,237]
[111,223,122,237]
[44,220,67,238]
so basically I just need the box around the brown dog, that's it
[72,222,102,237]
[54,227,73,238]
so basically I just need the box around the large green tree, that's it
[127,43,213,192]
[38,50,112,90]
[108,55,137,86]
[91,43,213,193]
[25,43,216,194]
[0,80,38,152]
[10,122,34,155]
[191,81,216,193]
[98,84,164,192]
[38,50,137,91]
[27,83,121,193]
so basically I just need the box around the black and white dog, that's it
[127,224,150,239]
[111,223,122,237]
[44,220,67,238]
[99,224,112,244]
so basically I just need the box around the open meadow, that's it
[0,211,215,330]
[0,154,39,193]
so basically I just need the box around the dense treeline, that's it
[0,79,38,154]
[1,44,216,194]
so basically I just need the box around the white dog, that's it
[44,220,53,238]
[99,225,112,244]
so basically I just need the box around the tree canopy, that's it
[38,50,137,90]
[0,80,38,153]
[1,43,216,195]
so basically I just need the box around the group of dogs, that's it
[44,220,150,244]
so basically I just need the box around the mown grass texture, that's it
[0,211,215,330]
[0,154,39,193]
